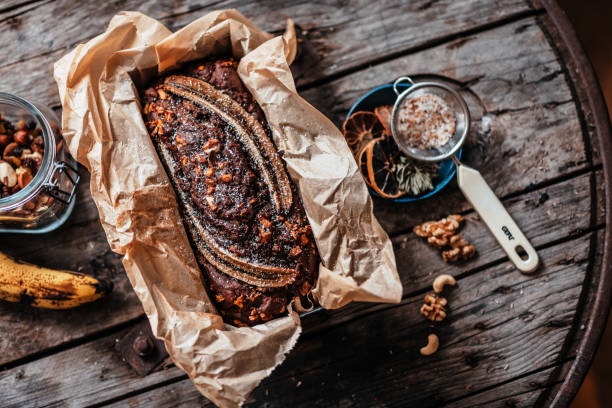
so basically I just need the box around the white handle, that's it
[456,162,539,273]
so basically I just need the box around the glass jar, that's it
[0,93,80,233]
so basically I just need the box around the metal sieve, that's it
[390,77,539,273]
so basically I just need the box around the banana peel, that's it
[0,251,113,309]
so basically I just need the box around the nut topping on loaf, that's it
[142,57,318,326]
[161,75,293,214]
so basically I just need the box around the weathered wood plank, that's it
[537,15,603,167]
[0,15,598,372]
[243,237,592,407]
[0,0,535,99]
[0,5,604,407]
[105,361,571,408]
[299,17,589,233]
[444,362,568,407]
[370,100,585,234]
[0,162,596,368]
[0,0,49,19]
[0,235,592,407]
[447,231,606,407]
[0,17,591,264]
[597,170,605,225]
[393,170,596,293]
[0,15,590,244]
[106,378,213,408]
[0,170,144,367]
[100,199,607,408]
[0,155,595,366]
[527,228,607,407]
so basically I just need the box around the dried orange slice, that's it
[374,105,394,136]
[366,136,404,199]
[356,142,373,187]
[342,111,385,158]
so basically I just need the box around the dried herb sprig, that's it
[395,155,438,196]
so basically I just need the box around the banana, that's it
[0,251,113,309]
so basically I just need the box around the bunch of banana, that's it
[0,251,113,309]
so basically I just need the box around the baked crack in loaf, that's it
[142,57,319,326]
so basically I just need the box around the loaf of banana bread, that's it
[142,57,318,326]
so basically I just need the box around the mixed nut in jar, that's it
[0,93,79,233]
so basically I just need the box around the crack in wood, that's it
[0,315,146,372]
[417,0,441,11]
[485,98,572,116]
[299,8,546,92]
[388,164,602,239]
[0,0,51,25]
[0,3,605,406]
[0,233,596,407]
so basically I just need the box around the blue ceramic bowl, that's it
[346,83,461,202]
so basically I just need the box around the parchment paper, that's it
[54,10,401,407]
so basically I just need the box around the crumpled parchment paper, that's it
[54,9,401,407]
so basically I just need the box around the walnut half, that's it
[420,293,447,322]
[414,214,476,263]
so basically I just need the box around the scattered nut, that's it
[205,195,218,210]
[233,319,248,327]
[0,161,17,187]
[420,334,439,356]
[233,295,244,308]
[259,228,272,244]
[442,247,461,262]
[414,214,476,262]
[449,234,467,248]
[144,88,158,99]
[260,216,272,228]
[13,130,28,146]
[428,235,448,248]
[462,244,476,259]
[202,138,220,154]
[21,150,41,162]
[442,240,475,262]
[414,214,463,238]
[15,120,28,130]
[0,116,47,204]
[420,293,447,321]
[31,136,44,154]
[433,274,456,293]
[0,134,11,146]
[16,167,33,189]
[3,142,21,159]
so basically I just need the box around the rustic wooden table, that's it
[0,0,610,407]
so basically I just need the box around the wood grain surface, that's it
[0,0,608,407]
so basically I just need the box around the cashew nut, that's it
[433,274,456,293]
[0,160,17,187]
[420,333,439,356]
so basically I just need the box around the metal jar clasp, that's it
[43,161,80,205]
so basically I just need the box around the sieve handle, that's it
[455,160,539,273]
[393,77,415,96]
